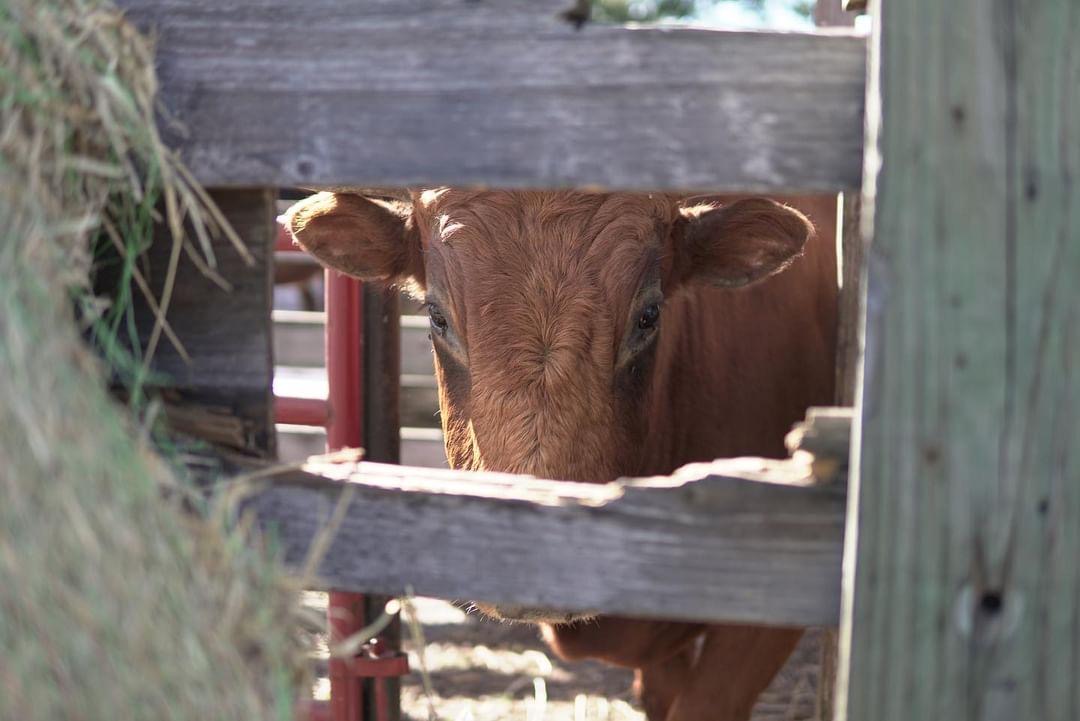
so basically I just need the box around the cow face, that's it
[287,189,811,621]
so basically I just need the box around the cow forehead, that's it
[419,189,672,242]
[417,190,673,302]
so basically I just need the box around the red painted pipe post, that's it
[325,270,364,453]
[325,269,366,721]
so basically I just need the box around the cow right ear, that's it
[285,192,424,286]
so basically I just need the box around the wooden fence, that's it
[243,411,849,627]
[118,0,867,625]
[114,0,1080,719]
[839,2,1079,720]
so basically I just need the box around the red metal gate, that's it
[274,223,407,721]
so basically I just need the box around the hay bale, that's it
[0,1,306,719]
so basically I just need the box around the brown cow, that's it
[286,189,837,721]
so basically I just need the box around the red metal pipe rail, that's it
[324,270,368,721]
[325,273,364,452]
[276,219,407,721]
[275,396,330,427]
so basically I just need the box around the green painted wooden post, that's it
[837,1,1079,720]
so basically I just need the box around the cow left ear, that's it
[668,198,813,289]
[285,191,423,286]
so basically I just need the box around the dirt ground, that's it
[398,598,643,721]
[309,595,822,721]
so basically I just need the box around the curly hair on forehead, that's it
[415,189,675,247]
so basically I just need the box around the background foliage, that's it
[590,0,814,25]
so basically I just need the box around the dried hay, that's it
[0,1,306,719]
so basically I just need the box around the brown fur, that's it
[287,193,420,282]
[286,189,838,721]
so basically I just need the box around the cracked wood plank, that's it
[237,454,847,627]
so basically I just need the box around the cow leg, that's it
[634,644,696,721]
[542,618,704,719]
[664,625,803,721]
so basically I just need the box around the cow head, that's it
[286,189,811,622]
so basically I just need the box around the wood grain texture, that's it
[272,312,433,375]
[122,0,577,25]
[137,189,277,456]
[834,194,864,408]
[400,316,436,378]
[238,455,846,627]
[838,1,1080,720]
[116,0,865,192]
[816,194,861,721]
[271,311,325,367]
[814,4,865,715]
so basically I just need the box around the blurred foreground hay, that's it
[0,1,305,719]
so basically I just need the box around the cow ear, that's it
[285,192,424,286]
[669,198,812,289]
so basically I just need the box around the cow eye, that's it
[637,303,660,331]
[426,303,449,336]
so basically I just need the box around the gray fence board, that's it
[839,0,1080,717]
[118,1,865,191]
[127,189,277,456]
[240,456,846,627]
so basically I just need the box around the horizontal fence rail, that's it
[117,0,866,192]
[239,454,847,627]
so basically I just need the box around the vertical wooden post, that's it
[126,188,277,457]
[817,195,861,721]
[838,2,1080,720]
[833,195,864,409]
[814,4,864,717]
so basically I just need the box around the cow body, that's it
[287,190,837,720]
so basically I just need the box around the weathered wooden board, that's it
[271,310,325,367]
[239,455,847,627]
[833,194,863,408]
[816,150,860,721]
[272,311,434,377]
[135,188,277,456]
[117,0,865,192]
[123,0,576,25]
[400,315,436,378]
[838,1,1080,720]
[809,8,860,715]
